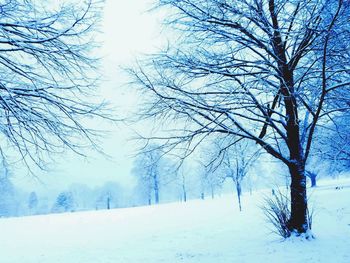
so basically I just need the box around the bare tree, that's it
[195,158,224,200]
[0,0,107,169]
[0,160,18,217]
[178,166,187,202]
[202,167,223,200]
[221,141,260,211]
[132,144,172,205]
[129,0,350,234]
[96,182,121,210]
[315,113,350,175]
[27,191,38,214]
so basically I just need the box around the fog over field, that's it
[1,0,350,262]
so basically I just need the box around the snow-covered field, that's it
[0,178,349,263]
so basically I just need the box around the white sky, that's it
[13,0,165,192]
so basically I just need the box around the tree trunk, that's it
[154,188,159,204]
[280,67,309,234]
[310,175,316,188]
[182,185,187,202]
[306,171,317,187]
[236,182,242,212]
[107,196,110,210]
[148,191,151,206]
[154,173,160,204]
[182,174,187,202]
[232,177,242,212]
[288,163,308,233]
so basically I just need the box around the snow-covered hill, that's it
[0,178,349,263]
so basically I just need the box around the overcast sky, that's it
[13,0,164,192]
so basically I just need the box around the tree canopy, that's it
[0,0,107,169]
[129,0,350,234]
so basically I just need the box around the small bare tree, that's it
[196,158,224,200]
[178,166,187,202]
[0,0,107,169]
[222,142,260,211]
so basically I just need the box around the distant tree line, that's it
[0,176,134,218]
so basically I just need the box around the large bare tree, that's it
[0,0,107,169]
[129,0,350,234]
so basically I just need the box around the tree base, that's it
[288,229,315,240]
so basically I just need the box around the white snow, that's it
[0,178,349,263]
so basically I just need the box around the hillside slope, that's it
[0,178,349,263]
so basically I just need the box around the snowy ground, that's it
[0,178,349,263]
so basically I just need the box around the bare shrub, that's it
[263,189,291,238]
[263,189,314,239]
